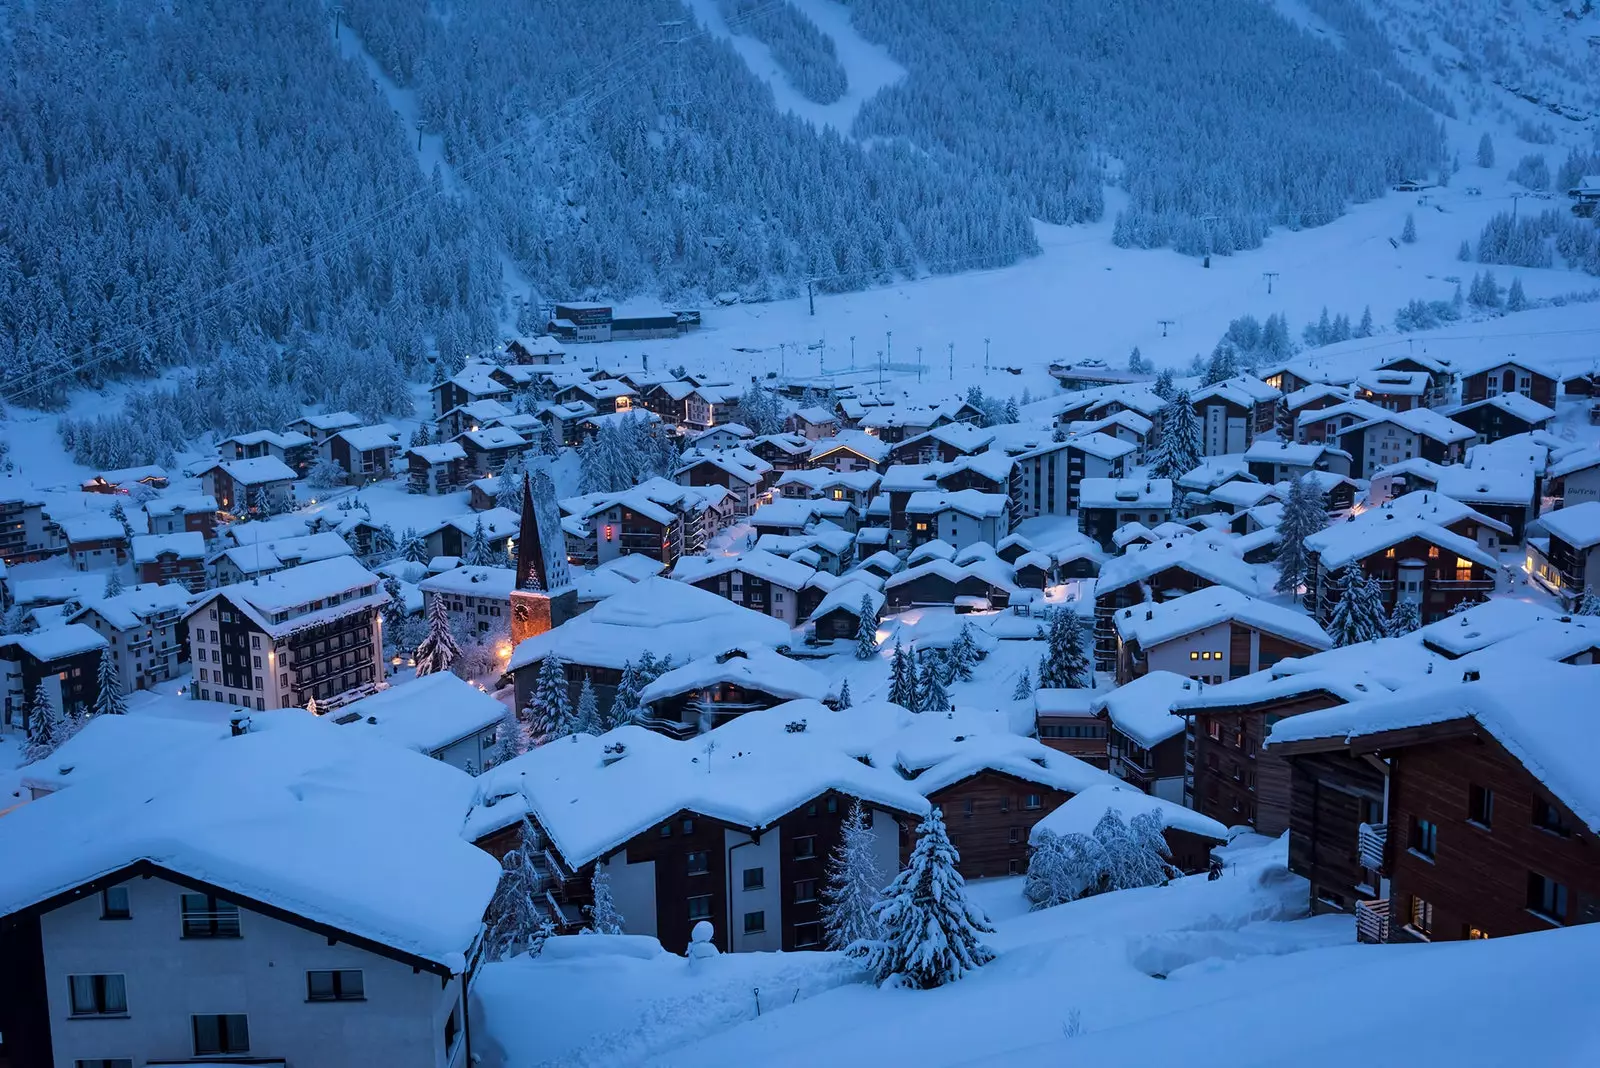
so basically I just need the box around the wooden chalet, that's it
[1459,356,1557,409]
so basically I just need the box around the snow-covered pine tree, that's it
[586,869,625,935]
[413,595,462,676]
[529,654,575,745]
[1202,342,1238,385]
[464,516,492,566]
[1002,397,1020,424]
[1151,368,1176,401]
[1326,567,1388,647]
[836,677,852,708]
[855,595,879,660]
[1356,306,1374,338]
[1149,390,1201,480]
[573,675,601,735]
[92,652,127,717]
[1093,807,1170,892]
[373,523,398,560]
[496,455,526,512]
[22,687,70,763]
[947,622,979,681]
[309,457,345,488]
[1273,474,1327,595]
[1458,239,1473,263]
[1507,277,1527,311]
[1572,587,1600,617]
[484,817,547,961]
[1037,608,1090,689]
[887,637,917,709]
[1128,346,1152,374]
[607,660,643,729]
[1477,133,1495,169]
[859,808,994,988]
[401,526,428,564]
[1010,666,1032,701]
[823,800,885,951]
[1401,212,1417,244]
[918,653,951,711]
[489,701,528,767]
[1386,598,1422,636]
[1024,828,1106,909]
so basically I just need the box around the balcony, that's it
[1358,821,1387,873]
[1355,898,1390,944]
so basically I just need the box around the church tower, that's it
[510,470,578,647]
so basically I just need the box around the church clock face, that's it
[514,602,531,623]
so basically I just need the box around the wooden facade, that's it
[1306,536,1495,627]
[923,772,1070,879]
[1460,364,1556,408]
[1191,690,1345,836]
[1092,564,1221,672]
[1284,748,1388,916]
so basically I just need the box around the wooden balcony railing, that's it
[1355,898,1390,944]
[1359,821,1387,873]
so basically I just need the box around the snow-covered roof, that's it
[1088,671,1197,748]
[1242,440,1346,467]
[1065,431,1138,462]
[1078,477,1172,510]
[215,530,354,575]
[407,442,468,464]
[1453,352,1559,380]
[1283,381,1352,410]
[427,507,521,541]
[131,531,205,564]
[671,548,816,591]
[1207,481,1278,511]
[747,497,842,529]
[810,430,891,464]
[222,430,313,450]
[908,539,957,564]
[334,423,400,452]
[188,557,384,638]
[1095,538,1259,598]
[0,717,499,970]
[1548,446,1600,478]
[59,514,129,544]
[638,648,830,705]
[335,673,506,754]
[70,583,195,632]
[1375,489,1512,536]
[1340,407,1474,445]
[0,624,110,662]
[1191,375,1281,408]
[855,549,902,575]
[1355,370,1430,396]
[144,493,218,518]
[1539,501,1600,550]
[1266,661,1600,834]
[1433,465,1534,507]
[20,712,232,795]
[1034,688,1101,717]
[1172,665,1390,713]
[418,565,517,599]
[1305,510,1498,571]
[806,579,885,624]
[292,411,362,432]
[1416,599,1575,658]
[1071,409,1154,437]
[897,421,996,455]
[1029,783,1227,843]
[1449,393,1555,426]
[457,426,527,451]
[595,553,666,583]
[1114,587,1331,652]
[889,723,1120,797]
[442,361,513,397]
[1297,397,1387,429]
[208,456,298,485]
[775,467,882,494]
[1372,456,1449,484]
[905,489,1008,519]
[508,576,793,673]
[675,448,771,486]
[1176,455,1255,492]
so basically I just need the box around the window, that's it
[1409,896,1433,936]
[793,921,822,947]
[743,910,765,934]
[963,799,974,817]
[101,886,130,920]
[1410,818,1438,860]
[742,867,764,891]
[687,895,713,921]
[999,795,1010,813]
[686,851,709,876]
[659,823,672,838]
[68,974,127,1016]
[443,1000,460,1056]
[180,893,241,938]
[307,969,364,1001]
[1468,784,1494,828]
[1427,546,1439,559]
[1024,794,1042,811]
[1008,826,1021,845]
[192,1013,249,1055]
[1527,872,1568,924]
[826,796,838,814]
[1008,859,1021,875]
[1534,798,1572,837]
[794,879,817,903]
[1465,925,1490,940]
[793,835,816,859]
[681,818,695,835]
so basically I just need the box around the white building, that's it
[418,565,515,640]
[335,672,506,773]
[69,583,195,694]
[904,489,1009,551]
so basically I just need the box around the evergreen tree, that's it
[463,516,492,566]
[887,637,918,709]
[381,575,409,653]
[836,677,852,708]
[1400,212,1417,244]
[607,660,643,729]
[484,818,547,961]
[373,523,398,560]
[1010,666,1033,701]
[1024,828,1106,909]
[529,655,575,745]
[23,687,71,764]
[92,652,127,717]
[918,653,951,711]
[1327,567,1388,647]
[855,596,879,660]
[1572,587,1600,617]
[573,675,601,735]
[110,501,134,539]
[1458,239,1472,263]
[1476,132,1495,169]
[309,457,346,488]
[1151,368,1177,401]
[823,801,885,951]
[496,454,526,512]
[1386,598,1422,637]
[1002,397,1020,424]
[489,701,528,767]
[400,526,428,564]
[413,595,462,676]
[1356,305,1374,338]
[586,869,625,935]
[1273,474,1327,595]
[1507,276,1527,311]
[1128,346,1152,375]
[1149,390,1202,479]
[1037,608,1090,689]
[947,622,980,681]
[103,569,124,598]
[1202,342,1238,385]
[858,808,994,989]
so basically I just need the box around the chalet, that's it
[1334,408,1473,478]
[1112,586,1331,686]
[786,406,840,441]
[1034,689,1107,766]
[1297,397,1386,446]
[1090,538,1258,672]
[436,398,516,441]
[131,532,207,592]
[888,423,996,467]
[1052,387,1165,428]
[405,442,469,495]
[680,383,742,430]
[81,465,169,495]
[198,457,297,517]
[325,424,399,483]
[1549,447,1600,508]
[1353,370,1431,412]
[857,405,942,445]
[636,648,831,738]
[418,565,514,640]
[1368,457,1447,503]
[1091,671,1195,803]
[675,449,772,517]
[748,497,854,538]
[285,410,362,447]
[0,721,497,1068]
[456,426,528,479]
[757,527,855,575]
[1260,360,1352,398]
[183,557,385,711]
[809,430,891,474]
[59,515,131,572]
[1434,465,1538,542]
[746,432,812,474]
[882,557,1018,612]
[687,423,755,451]
[1190,376,1281,456]
[1243,439,1352,484]
[1374,353,1454,409]
[1447,393,1555,444]
[1013,433,1135,520]
[904,490,1009,552]
[1076,478,1173,552]
[538,399,597,446]
[1303,512,1498,625]
[673,549,816,627]
[0,625,108,734]
[145,494,219,541]
[805,581,883,642]
[1030,784,1227,877]
[1066,409,1154,464]
[774,468,881,514]
[564,479,729,569]
[1528,501,1600,606]
[431,361,513,419]
[1279,382,1352,438]
[505,333,567,365]
[1268,663,1600,943]
[68,583,194,695]
[419,508,519,564]
[1458,355,1557,409]
[936,451,1020,514]
[553,378,637,416]
[466,724,923,952]
[0,481,54,565]
[1569,174,1600,215]
[211,530,354,587]
[218,430,317,478]
[1371,488,1512,555]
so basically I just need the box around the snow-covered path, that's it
[335,25,457,191]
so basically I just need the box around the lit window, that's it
[1428,546,1439,558]
[1190,651,1199,660]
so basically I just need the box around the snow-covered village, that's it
[4,0,1600,1065]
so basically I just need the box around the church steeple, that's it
[515,471,544,592]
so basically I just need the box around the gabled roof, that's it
[811,430,891,464]
[675,448,771,485]
[1355,370,1430,396]
[807,580,885,624]
[1030,783,1227,843]
[1094,537,1259,597]
[457,426,527,451]
[69,583,195,632]
[1305,510,1497,570]
[337,672,507,754]
[904,489,1008,519]
[186,557,383,638]
[202,456,298,485]
[1540,501,1600,550]
[1114,587,1331,652]
[407,442,468,464]
[333,424,400,452]
[1089,670,1197,748]
[1243,439,1348,466]
[60,514,129,544]
[1454,353,1560,380]
[1448,393,1556,426]
[131,532,205,563]
[1433,466,1534,507]
[638,647,831,705]
[671,548,816,591]
[1339,407,1474,445]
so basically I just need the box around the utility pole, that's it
[948,342,955,380]
[416,119,428,152]
[886,332,893,369]
[1263,272,1279,295]
[849,335,855,370]
[331,4,345,40]
[1158,319,1174,338]
[1511,191,1525,220]
[807,279,814,316]
[877,351,884,391]
[984,337,991,374]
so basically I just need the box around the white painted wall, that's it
[599,853,658,939]
[866,808,904,882]
[725,830,781,953]
[40,874,463,1068]
[1563,466,1600,507]
[1141,621,1240,682]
